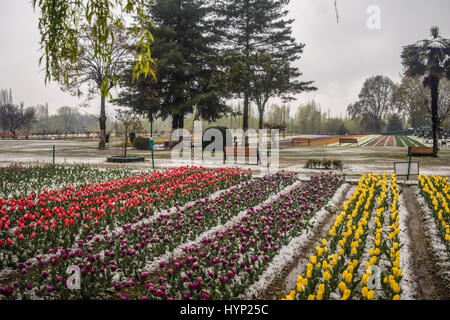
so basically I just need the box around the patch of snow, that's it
[415,188,450,291]
[241,183,350,299]
[397,191,418,300]
[138,179,305,277]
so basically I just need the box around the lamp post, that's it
[149,137,155,169]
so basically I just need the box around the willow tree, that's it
[56,24,134,149]
[401,26,450,156]
[32,0,155,86]
[32,0,155,149]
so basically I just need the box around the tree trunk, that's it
[243,94,249,146]
[149,112,153,137]
[98,94,107,150]
[178,114,184,143]
[178,114,184,130]
[172,114,179,130]
[258,109,264,130]
[124,127,128,158]
[431,76,440,157]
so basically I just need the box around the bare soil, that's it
[403,186,450,300]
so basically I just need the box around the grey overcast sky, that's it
[0,0,449,117]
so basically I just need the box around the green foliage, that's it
[133,136,150,150]
[31,0,155,92]
[332,160,343,170]
[216,0,315,130]
[387,113,404,132]
[395,136,405,147]
[321,118,348,135]
[347,75,395,133]
[127,0,231,129]
[305,159,343,170]
[292,101,322,134]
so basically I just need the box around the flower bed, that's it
[417,175,450,257]
[0,166,251,266]
[110,174,344,300]
[0,173,302,299]
[0,164,138,199]
[416,175,450,291]
[284,174,409,300]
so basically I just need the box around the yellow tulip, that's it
[341,289,351,300]
[362,286,368,298]
[338,282,346,293]
[318,284,325,295]
[316,246,323,257]
[288,290,296,299]
[361,273,369,285]
[345,272,353,284]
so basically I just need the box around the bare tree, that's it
[0,89,13,107]
[394,77,450,130]
[115,109,143,158]
[55,23,134,149]
[0,103,36,137]
[57,106,80,133]
[347,75,395,133]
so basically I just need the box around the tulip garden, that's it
[0,164,449,300]
[284,174,407,300]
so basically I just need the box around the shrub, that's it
[133,136,150,150]
[332,160,343,170]
[322,159,332,169]
[304,159,343,170]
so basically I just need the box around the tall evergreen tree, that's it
[216,0,315,134]
[139,0,230,130]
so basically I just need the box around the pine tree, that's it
[216,0,315,133]
[138,0,231,130]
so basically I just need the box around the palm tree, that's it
[401,26,450,157]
